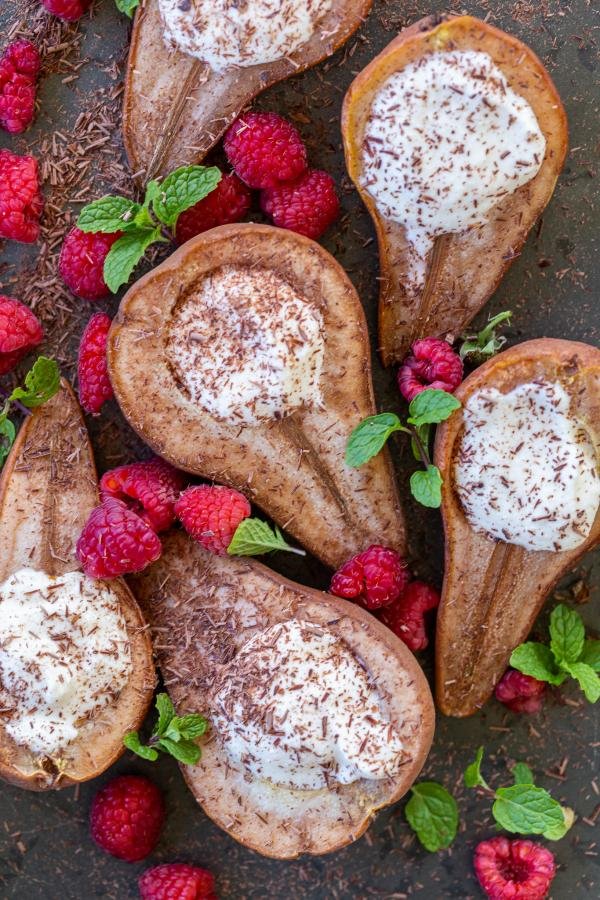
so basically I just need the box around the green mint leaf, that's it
[171,714,209,740]
[509,642,566,686]
[155,692,175,737]
[512,762,535,785]
[404,782,458,852]
[580,639,600,672]
[345,413,405,467]
[550,604,585,665]
[460,311,512,363]
[8,357,60,409]
[410,423,432,463]
[543,805,575,841]
[157,737,201,766]
[410,465,443,508]
[227,518,305,557]
[152,166,221,227]
[103,228,164,293]
[77,196,141,233]
[562,661,600,703]
[115,0,140,16]
[464,746,489,789]
[492,784,565,837]
[408,389,461,427]
[0,417,16,466]
[123,731,159,761]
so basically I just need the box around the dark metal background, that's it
[0,1,598,897]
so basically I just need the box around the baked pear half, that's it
[130,530,435,858]
[0,381,155,790]
[108,223,405,569]
[434,339,600,717]
[342,13,568,366]
[124,0,373,180]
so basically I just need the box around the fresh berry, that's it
[224,111,307,190]
[59,227,121,300]
[474,837,556,900]
[76,497,162,578]
[0,149,43,243]
[90,775,165,863]
[0,295,44,376]
[40,0,93,21]
[175,485,251,556]
[379,580,440,651]
[330,545,409,611]
[77,312,113,415]
[139,863,216,900]
[495,669,546,714]
[397,337,463,402]
[175,173,252,244]
[0,40,40,134]
[261,169,340,240]
[101,457,186,533]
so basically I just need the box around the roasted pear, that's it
[108,223,405,569]
[124,0,373,180]
[342,13,568,366]
[434,339,600,717]
[0,381,155,790]
[130,530,434,858]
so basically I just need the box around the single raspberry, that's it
[495,669,546,714]
[59,227,122,300]
[0,149,43,243]
[40,0,93,21]
[0,40,40,134]
[330,545,410,611]
[90,775,165,863]
[379,580,440,651]
[0,296,44,376]
[139,863,216,900]
[77,312,113,415]
[474,837,556,900]
[76,497,162,578]
[100,457,187,533]
[175,173,252,244]
[397,337,463,402]
[4,41,41,79]
[175,485,251,556]
[224,111,307,190]
[261,169,340,240]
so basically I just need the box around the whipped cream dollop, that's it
[0,569,132,756]
[360,50,546,292]
[211,619,406,790]
[455,381,600,552]
[167,265,324,426]
[158,0,332,71]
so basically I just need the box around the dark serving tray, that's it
[0,0,598,897]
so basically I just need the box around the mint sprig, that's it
[0,357,61,468]
[464,746,489,790]
[123,692,208,766]
[459,310,512,364]
[404,782,459,852]
[115,0,140,16]
[227,518,306,558]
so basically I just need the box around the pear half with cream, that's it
[342,13,568,365]
[130,530,434,858]
[0,381,155,790]
[108,223,405,569]
[434,339,600,717]
[124,0,373,179]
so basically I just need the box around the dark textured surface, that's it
[0,1,599,897]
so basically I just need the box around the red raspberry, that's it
[77,312,113,415]
[100,457,186,533]
[4,41,41,79]
[397,337,463,402]
[495,669,546,714]
[0,295,44,376]
[90,775,164,863]
[261,169,340,240]
[0,40,40,134]
[224,111,307,190]
[175,485,251,556]
[474,837,556,900]
[175,173,252,244]
[59,227,122,300]
[379,580,440,651]
[40,0,93,21]
[330,545,409,611]
[76,497,162,578]
[139,863,216,900]
[0,150,43,243]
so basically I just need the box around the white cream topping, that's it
[211,619,405,790]
[360,50,546,292]
[158,0,332,71]
[455,381,600,552]
[166,265,324,426]
[0,569,132,756]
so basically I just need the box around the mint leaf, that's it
[410,465,443,508]
[562,661,600,703]
[115,0,140,16]
[77,196,140,233]
[510,642,566,686]
[103,228,164,293]
[543,805,575,841]
[408,389,461,427]
[171,714,209,740]
[0,417,16,466]
[580,639,600,672]
[155,692,175,737]
[123,731,159,761]
[152,166,221,227]
[550,604,585,666]
[8,357,60,408]
[227,518,305,557]
[460,311,512,363]
[493,784,565,837]
[157,737,201,766]
[512,762,535,785]
[464,746,489,789]
[404,782,458,852]
[345,413,405,467]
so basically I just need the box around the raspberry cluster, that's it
[0,39,40,134]
[0,295,44,375]
[0,149,43,243]
[398,337,463,402]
